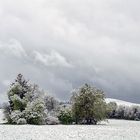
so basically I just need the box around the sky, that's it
[0,0,140,103]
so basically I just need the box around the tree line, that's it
[107,102,140,121]
[2,74,140,125]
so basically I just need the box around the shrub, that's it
[58,109,73,124]
[10,110,23,124]
[24,98,46,125]
[46,116,60,125]
[17,118,27,125]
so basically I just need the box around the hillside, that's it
[106,98,140,107]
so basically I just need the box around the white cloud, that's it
[0,39,27,58]
[33,50,73,68]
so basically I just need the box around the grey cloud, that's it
[0,0,140,104]
[33,50,73,68]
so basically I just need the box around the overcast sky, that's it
[0,0,140,104]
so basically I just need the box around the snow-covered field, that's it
[0,108,140,140]
[0,119,140,140]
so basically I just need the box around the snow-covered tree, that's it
[24,98,46,125]
[4,74,46,125]
[44,95,59,112]
[8,74,30,112]
[107,102,140,121]
[44,95,60,124]
[107,102,117,118]
[71,84,108,124]
[115,105,125,119]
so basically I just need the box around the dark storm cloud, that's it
[0,0,140,103]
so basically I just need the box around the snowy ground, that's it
[1,107,140,140]
[0,119,140,140]
[0,109,140,140]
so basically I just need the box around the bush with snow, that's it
[58,109,73,124]
[45,115,60,125]
[24,98,47,125]
[10,110,23,124]
[17,118,27,125]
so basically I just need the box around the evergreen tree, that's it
[4,74,46,124]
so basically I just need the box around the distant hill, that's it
[106,98,140,107]
[60,98,140,108]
